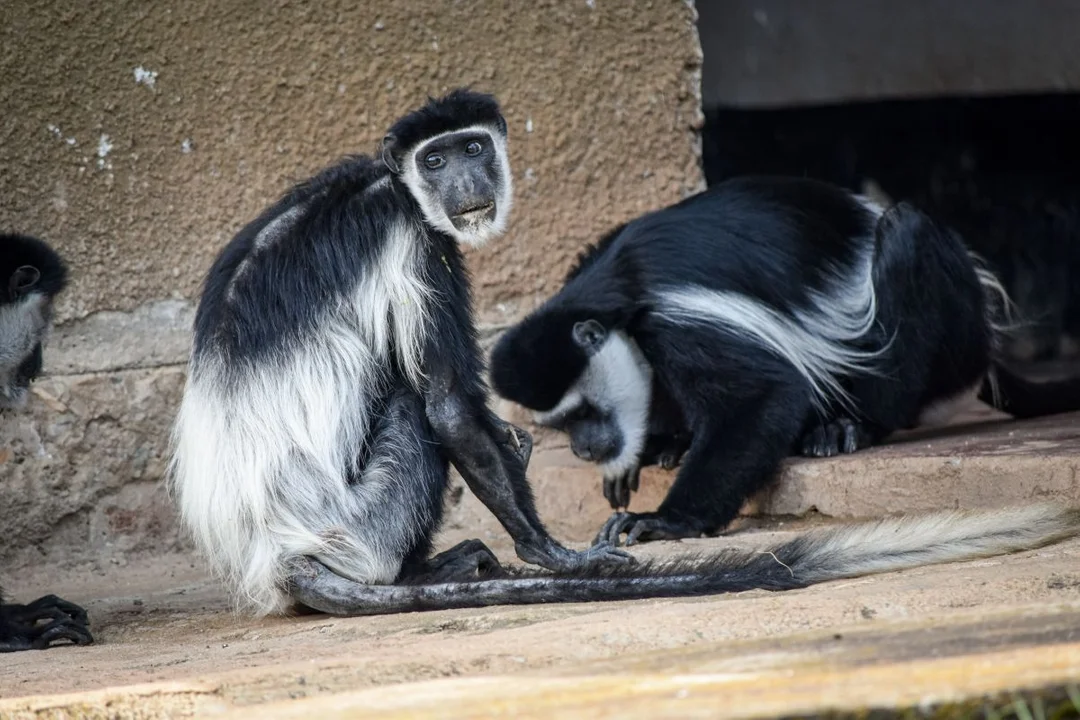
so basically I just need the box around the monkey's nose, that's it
[571,440,594,461]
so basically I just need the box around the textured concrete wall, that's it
[0,1,704,568]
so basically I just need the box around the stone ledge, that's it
[453,412,1080,545]
[48,299,195,375]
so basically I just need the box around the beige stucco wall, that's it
[0,1,704,567]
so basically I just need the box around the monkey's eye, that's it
[424,153,445,169]
[464,141,482,156]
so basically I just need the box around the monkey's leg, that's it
[597,377,812,547]
[399,539,506,583]
[288,389,509,614]
[422,349,632,574]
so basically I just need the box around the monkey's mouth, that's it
[452,202,496,225]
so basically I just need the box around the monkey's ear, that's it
[572,319,607,354]
[381,134,401,174]
[10,265,41,297]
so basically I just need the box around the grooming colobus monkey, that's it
[0,233,94,652]
[489,176,1080,546]
[168,93,1080,617]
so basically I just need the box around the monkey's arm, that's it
[423,358,631,572]
[598,331,813,546]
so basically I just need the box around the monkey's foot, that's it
[595,511,703,547]
[501,420,534,468]
[638,434,690,471]
[0,595,94,652]
[657,448,684,470]
[800,417,872,458]
[401,539,506,583]
[603,466,641,510]
[515,537,634,574]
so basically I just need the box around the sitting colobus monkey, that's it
[1,233,94,652]
[490,176,1080,546]
[169,93,1080,618]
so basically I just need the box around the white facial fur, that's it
[534,330,653,479]
[399,124,514,248]
[0,292,50,409]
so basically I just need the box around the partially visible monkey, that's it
[0,233,94,652]
[489,176,1080,546]
[168,91,1080,617]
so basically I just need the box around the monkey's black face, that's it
[560,405,624,464]
[418,131,498,225]
[401,126,513,248]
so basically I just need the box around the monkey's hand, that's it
[515,538,635,573]
[0,594,94,652]
[800,417,872,458]
[603,465,641,510]
[594,511,704,547]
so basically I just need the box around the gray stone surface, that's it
[0,367,189,570]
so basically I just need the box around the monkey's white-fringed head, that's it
[531,319,654,478]
[381,88,513,248]
[397,124,513,248]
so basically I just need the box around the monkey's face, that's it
[0,267,53,410]
[401,126,514,248]
[533,320,654,477]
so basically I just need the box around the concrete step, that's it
[448,410,1080,545]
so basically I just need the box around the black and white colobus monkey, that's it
[489,176,1080,547]
[167,92,1080,617]
[0,233,94,652]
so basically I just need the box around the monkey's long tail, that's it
[288,503,1080,616]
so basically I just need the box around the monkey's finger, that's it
[602,476,619,509]
[625,521,650,546]
[587,542,634,564]
[594,512,627,546]
[614,474,631,509]
[839,418,860,454]
[31,620,94,649]
[802,426,825,457]
[628,465,641,493]
[600,512,637,546]
[825,423,842,456]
